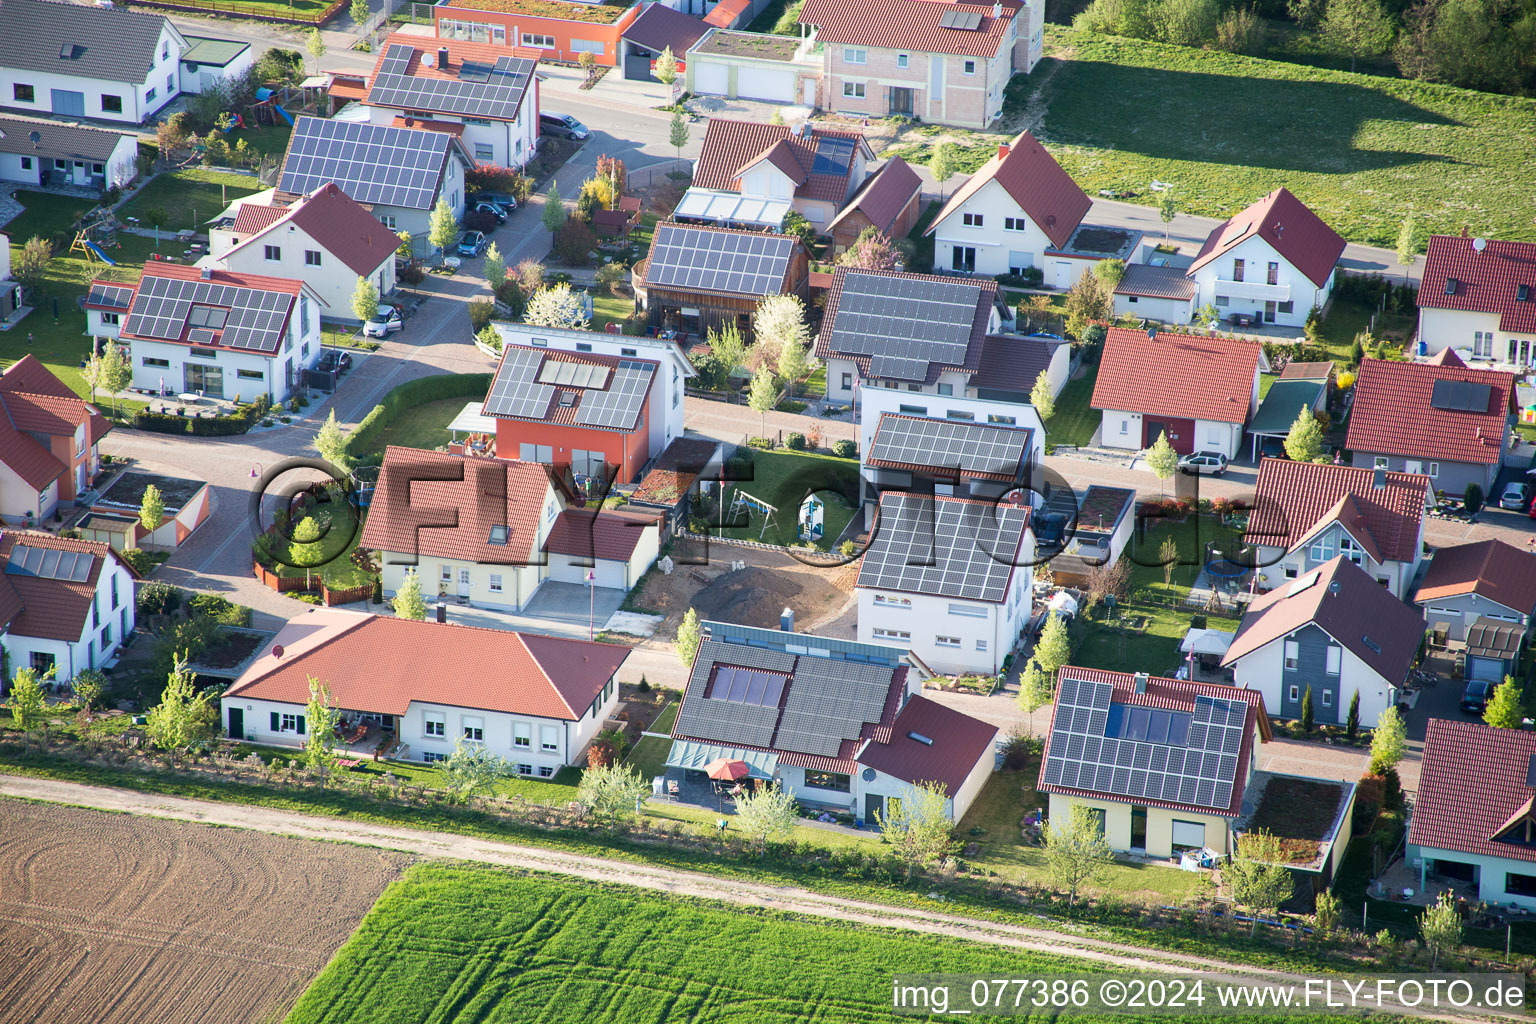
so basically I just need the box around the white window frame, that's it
[935,635,962,648]
[538,765,554,778]
[521,33,556,48]
[489,574,504,594]
[514,722,531,748]
[873,594,911,608]
[1288,684,1299,702]
[1283,640,1299,670]
[263,244,281,262]
[872,628,911,642]
[1322,690,1334,707]
[1374,456,1389,470]
[896,53,909,68]
[963,60,975,75]
[518,763,533,776]
[962,212,983,227]
[843,47,867,64]
[423,750,446,764]
[842,81,865,99]
[1325,644,1342,675]
[541,725,559,752]
[424,712,446,738]
[462,716,485,743]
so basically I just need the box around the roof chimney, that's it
[1146,325,1157,341]
[780,607,794,632]
[993,1,1002,16]
[997,142,1010,160]
[1372,466,1385,490]
[199,265,212,280]
[1133,671,1148,694]
[438,46,450,69]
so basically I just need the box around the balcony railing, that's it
[1215,278,1291,302]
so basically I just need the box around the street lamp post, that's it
[586,569,596,640]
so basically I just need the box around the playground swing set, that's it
[727,489,779,540]
[69,209,121,266]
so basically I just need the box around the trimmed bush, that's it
[344,373,493,462]
[132,403,263,436]
[784,432,807,451]
[831,439,857,459]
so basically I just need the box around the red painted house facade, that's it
[434,0,641,67]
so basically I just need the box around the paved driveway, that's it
[521,581,626,626]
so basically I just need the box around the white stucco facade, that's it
[1190,235,1335,329]
[1226,628,1399,729]
[0,552,136,685]
[774,742,994,823]
[363,75,539,170]
[857,554,1033,676]
[209,223,395,326]
[0,131,137,191]
[2,21,185,124]
[931,178,1057,279]
[1253,518,1424,600]
[1416,306,1536,370]
[1098,409,1246,460]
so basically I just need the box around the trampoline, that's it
[1204,541,1249,578]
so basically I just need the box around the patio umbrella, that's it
[703,758,750,782]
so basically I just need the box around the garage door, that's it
[693,61,729,96]
[548,555,627,589]
[1144,417,1195,454]
[736,66,795,102]
[1468,654,1505,683]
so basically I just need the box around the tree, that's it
[777,338,812,399]
[653,45,678,86]
[1300,684,1315,732]
[1370,704,1406,774]
[675,607,702,665]
[72,669,107,715]
[514,258,547,295]
[302,677,341,779]
[1029,370,1055,422]
[734,781,799,851]
[577,761,648,827]
[139,484,165,537]
[875,781,954,880]
[1152,0,1219,45]
[350,274,379,323]
[145,654,216,752]
[1158,195,1177,244]
[578,50,596,82]
[1062,272,1110,339]
[3,665,49,731]
[156,114,194,162]
[1322,0,1393,71]
[523,283,590,330]
[1159,535,1179,590]
[1346,689,1361,741]
[1396,210,1420,268]
[1314,889,1342,937]
[1035,612,1072,681]
[1017,658,1053,736]
[305,28,327,76]
[1085,559,1132,605]
[836,227,900,272]
[929,143,956,199]
[541,182,568,236]
[706,320,746,386]
[1463,482,1484,518]
[83,341,130,417]
[350,0,370,36]
[392,567,427,620]
[1092,258,1127,291]
[1284,406,1325,462]
[1144,431,1179,489]
[1227,830,1294,934]
[669,111,689,163]
[314,409,350,472]
[13,236,52,294]
[756,293,810,363]
[483,242,506,293]
[1288,0,1328,26]
[1195,302,1222,329]
[1484,677,1524,729]
[442,736,515,803]
[748,367,778,435]
[428,197,458,255]
[289,516,326,569]
[595,260,627,296]
[1419,890,1462,969]
[1044,804,1113,907]
[395,230,412,260]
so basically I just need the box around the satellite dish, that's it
[271,644,285,658]
[422,53,434,66]
[28,130,41,147]
[861,767,876,782]
[1473,237,1487,252]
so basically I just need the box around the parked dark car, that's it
[470,201,508,224]
[1462,678,1493,716]
[468,192,517,213]
[539,112,589,140]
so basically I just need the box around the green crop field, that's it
[1024,29,1536,247]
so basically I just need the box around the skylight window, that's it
[1105,704,1192,745]
[1445,278,1459,296]
[488,524,508,545]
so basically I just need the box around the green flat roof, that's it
[181,36,250,67]
[1249,378,1324,436]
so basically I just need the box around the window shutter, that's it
[297,715,306,735]
[270,712,280,731]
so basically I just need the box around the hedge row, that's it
[132,405,264,436]
[343,373,493,461]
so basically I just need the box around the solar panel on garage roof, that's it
[867,414,1030,477]
[645,224,796,296]
[125,274,293,354]
[827,272,983,379]
[367,45,535,122]
[5,543,94,582]
[856,493,1029,602]
[279,117,451,211]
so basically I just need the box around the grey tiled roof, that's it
[0,0,173,83]
[0,114,129,162]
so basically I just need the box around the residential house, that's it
[1037,667,1269,859]
[103,263,323,404]
[927,131,1140,285]
[0,114,138,191]
[488,322,694,464]
[0,356,111,526]
[1344,352,1514,495]
[666,620,999,821]
[1091,327,1261,458]
[856,491,1034,675]
[364,34,540,169]
[206,183,400,326]
[0,531,137,685]
[634,221,810,338]
[219,607,629,770]
[1222,555,1424,728]
[1407,719,1536,910]
[1186,187,1345,329]
[827,155,923,253]
[798,0,1043,128]
[1416,235,1536,369]
[684,29,822,107]
[277,116,474,256]
[1415,539,1536,646]
[970,332,1070,401]
[1112,264,1198,324]
[83,278,134,344]
[0,0,187,124]
[1245,458,1430,599]
[620,4,708,84]
[433,0,642,66]
[681,118,873,231]
[861,411,1036,512]
[177,36,254,96]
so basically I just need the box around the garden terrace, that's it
[439,0,633,22]
[1050,224,1140,261]
[96,470,204,514]
[1239,772,1354,870]
[693,30,802,61]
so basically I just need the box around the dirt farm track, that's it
[0,800,410,1024]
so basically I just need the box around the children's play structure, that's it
[798,494,824,543]
[70,209,120,265]
[252,87,295,127]
[728,489,779,540]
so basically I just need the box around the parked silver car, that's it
[1177,451,1228,476]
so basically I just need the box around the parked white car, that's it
[1177,451,1228,476]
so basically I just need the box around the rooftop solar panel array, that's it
[810,137,855,177]
[868,414,1031,477]
[280,117,450,210]
[827,273,983,381]
[1429,378,1493,412]
[575,359,653,430]
[857,493,1029,602]
[368,44,535,122]
[124,274,294,354]
[646,224,796,296]
[482,347,554,420]
[1039,674,1248,813]
[775,657,893,757]
[673,640,795,748]
[86,282,134,310]
[5,543,94,582]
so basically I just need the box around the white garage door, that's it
[736,66,795,102]
[693,60,729,96]
[548,555,627,590]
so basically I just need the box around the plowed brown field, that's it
[0,800,410,1024]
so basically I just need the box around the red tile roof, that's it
[1344,357,1513,467]
[0,356,109,489]
[328,74,369,103]
[1415,539,1536,615]
[1,354,85,401]
[230,203,287,235]
[1245,458,1428,564]
[1410,718,1536,864]
[799,0,1019,57]
[693,119,870,205]
[1222,555,1424,682]
[855,695,997,795]
[1419,236,1536,334]
[542,507,660,561]
[222,183,401,279]
[0,531,119,642]
[1188,187,1345,288]
[828,156,922,238]
[703,0,750,27]
[135,261,302,294]
[739,138,807,185]
[223,608,629,721]
[926,131,1089,250]
[358,446,557,564]
[1090,327,1259,424]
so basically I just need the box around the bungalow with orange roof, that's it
[219,607,629,770]
[0,531,138,685]
[1414,539,1536,646]
[0,356,111,526]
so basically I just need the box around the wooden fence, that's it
[125,0,345,25]
[253,558,375,606]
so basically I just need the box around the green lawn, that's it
[282,864,1133,1024]
[1046,366,1099,448]
[716,449,859,550]
[1258,373,1277,400]
[260,502,373,589]
[119,167,264,234]
[4,190,99,242]
[592,292,637,333]
[1029,28,1536,246]
[367,397,466,455]
[623,701,678,782]
[887,124,1003,175]
[1313,294,1415,363]
[229,741,584,801]
[133,0,335,20]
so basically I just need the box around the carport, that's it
[1247,378,1325,460]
